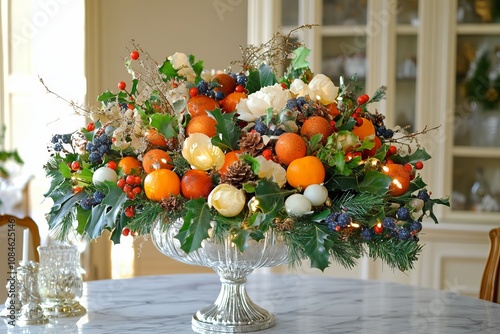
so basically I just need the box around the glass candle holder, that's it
[37,244,86,318]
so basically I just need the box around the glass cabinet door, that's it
[321,0,368,85]
[394,0,419,132]
[451,0,500,214]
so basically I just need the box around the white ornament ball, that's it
[285,194,312,216]
[303,184,328,206]
[92,167,118,185]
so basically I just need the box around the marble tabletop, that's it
[2,273,500,333]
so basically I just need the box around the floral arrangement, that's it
[43,27,448,272]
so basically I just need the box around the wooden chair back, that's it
[479,227,500,303]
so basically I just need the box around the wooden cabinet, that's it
[249,0,500,296]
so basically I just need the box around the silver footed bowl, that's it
[151,218,289,333]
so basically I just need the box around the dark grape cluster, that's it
[86,134,112,163]
[285,97,308,112]
[252,119,286,136]
[361,227,374,241]
[375,125,394,139]
[417,189,430,202]
[195,73,248,101]
[49,134,72,152]
[396,206,410,220]
[79,191,105,210]
[398,228,411,240]
[326,212,351,231]
[382,217,396,229]
[236,74,247,87]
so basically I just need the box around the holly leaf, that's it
[304,226,331,271]
[47,191,86,230]
[175,198,212,253]
[210,109,241,151]
[259,63,278,87]
[85,182,128,239]
[130,79,139,96]
[423,197,450,224]
[97,90,128,104]
[325,174,359,191]
[231,227,252,252]
[409,176,427,193]
[245,68,261,94]
[254,178,286,213]
[158,58,178,80]
[291,46,311,69]
[391,148,432,164]
[188,55,204,82]
[149,114,178,139]
[359,171,392,195]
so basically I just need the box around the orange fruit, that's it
[213,73,237,97]
[142,149,173,174]
[219,150,242,176]
[382,163,411,197]
[146,128,167,147]
[327,103,340,117]
[187,95,219,118]
[352,117,376,140]
[186,115,217,137]
[220,92,246,113]
[275,133,307,165]
[144,169,181,201]
[286,156,325,189]
[181,169,213,199]
[118,156,142,175]
[300,116,333,144]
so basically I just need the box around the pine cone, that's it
[371,111,386,128]
[239,131,265,156]
[220,160,255,188]
[274,218,295,231]
[165,137,180,151]
[160,195,185,212]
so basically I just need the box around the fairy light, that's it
[249,198,260,212]
[382,165,389,173]
[350,222,360,228]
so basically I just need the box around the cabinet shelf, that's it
[452,146,500,158]
[396,25,418,35]
[456,24,500,35]
[321,25,367,37]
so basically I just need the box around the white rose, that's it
[169,52,196,82]
[255,156,287,187]
[237,84,291,122]
[182,133,225,170]
[308,74,338,105]
[207,184,246,217]
[289,79,311,97]
[289,74,338,105]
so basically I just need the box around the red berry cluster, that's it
[121,226,137,236]
[117,175,142,200]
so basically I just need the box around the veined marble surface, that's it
[2,273,500,333]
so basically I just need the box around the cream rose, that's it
[255,156,287,187]
[237,84,291,122]
[207,184,246,217]
[290,74,338,105]
[182,133,225,170]
[168,52,196,82]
